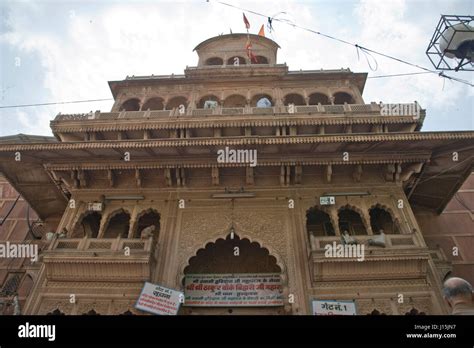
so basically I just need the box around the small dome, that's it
[193,33,280,66]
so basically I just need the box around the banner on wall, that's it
[135,282,183,315]
[184,273,284,307]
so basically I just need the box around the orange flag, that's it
[258,24,265,37]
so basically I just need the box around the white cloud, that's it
[1,0,472,135]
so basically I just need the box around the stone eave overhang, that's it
[42,153,433,171]
[0,131,472,151]
[50,114,417,134]
[0,131,472,218]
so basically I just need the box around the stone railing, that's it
[186,63,287,70]
[308,233,430,282]
[47,236,152,253]
[309,233,420,251]
[54,102,408,122]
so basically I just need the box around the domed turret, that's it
[193,33,280,67]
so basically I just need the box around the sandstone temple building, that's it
[0,34,473,315]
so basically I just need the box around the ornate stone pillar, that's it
[329,206,341,236]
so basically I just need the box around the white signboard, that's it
[312,300,357,315]
[135,282,183,315]
[184,273,284,307]
[320,196,335,205]
[87,202,103,211]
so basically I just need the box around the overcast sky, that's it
[0,0,473,136]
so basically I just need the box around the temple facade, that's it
[0,34,473,315]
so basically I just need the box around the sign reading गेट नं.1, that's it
[135,282,183,315]
[184,273,284,307]
[312,300,357,315]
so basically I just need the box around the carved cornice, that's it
[1,131,473,152]
[50,115,419,133]
[44,153,431,171]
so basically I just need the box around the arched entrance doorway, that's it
[179,234,285,315]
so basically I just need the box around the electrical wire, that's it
[211,0,474,87]
[368,72,433,79]
[0,98,113,109]
[0,195,20,226]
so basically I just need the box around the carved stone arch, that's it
[24,270,38,284]
[307,91,331,105]
[165,96,189,110]
[101,208,132,238]
[69,208,89,237]
[119,98,141,111]
[131,208,161,238]
[368,203,401,234]
[227,56,246,65]
[337,204,369,235]
[205,57,224,66]
[331,90,356,104]
[283,93,306,106]
[177,225,288,290]
[305,204,336,237]
[222,94,247,108]
[141,96,165,111]
[71,210,102,238]
[197,94,220,108]
[250,92,274,107]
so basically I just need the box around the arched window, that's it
[134,210,160,238]
[333,92,355,105]
[306,207,335,237]
[142,97,164,111]
[284,93,306,106]
[197,95,219,109]
[251,94,273,107]
[166,96,188,110]
[72,212,101,238]
[338,208,367,235]
[103,210,130,238]
[223,94,247,108]
[369,206,399,234]
[227,56,246,65]
[205,57,223,66]
[119,98,140,111]
[308,93,330,105]
[254,56,269,64]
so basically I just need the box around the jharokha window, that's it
[338,208,367,235]
[306,207,335,237]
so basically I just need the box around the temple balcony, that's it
[41,237,154,282]
[53,103,424,121]
[308,233,430,283]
